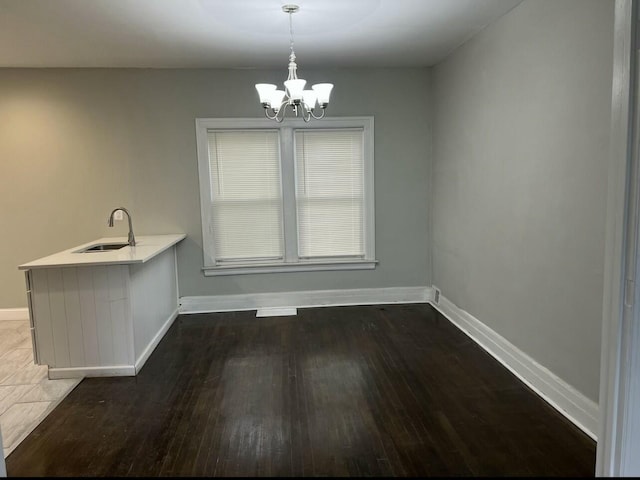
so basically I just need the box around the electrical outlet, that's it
[433,287,441,305]
[114,210,124,221]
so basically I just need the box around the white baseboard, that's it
[431,293,599,440]
[0,308,28,321]
[134,308,179,374]
[180,286,432,314]
[48,365,136,379]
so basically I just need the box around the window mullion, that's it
[280,127,299,263]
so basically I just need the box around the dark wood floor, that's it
[6,304,595,477]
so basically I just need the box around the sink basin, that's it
[79,243,129,253]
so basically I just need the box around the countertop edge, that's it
[18,234,187,270]
[136,234,186,265]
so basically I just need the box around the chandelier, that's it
[255,4,333,123]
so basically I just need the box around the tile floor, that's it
[0,318,80,458]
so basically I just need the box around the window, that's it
[195,117,375,275]
[208,130,284,262]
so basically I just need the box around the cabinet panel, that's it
[47,268,71,368]
[110,298,132,364]
[30,327,39,365]
[62,268,86,367]
[77,268,100,367]
[24,270,32,292]
[26,290,34,329]
[92,267,115,366]
[30,269,55,365]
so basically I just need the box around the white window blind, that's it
[295,129,365,259]
[207,130,284,263]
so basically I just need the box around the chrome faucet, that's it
[108,207,136,247]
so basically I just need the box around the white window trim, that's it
[195,116,376,276]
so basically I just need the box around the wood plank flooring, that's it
[6,304,595,476]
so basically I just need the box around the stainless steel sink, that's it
[79,243,129,253]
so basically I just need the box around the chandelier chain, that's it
[289,10,295,59]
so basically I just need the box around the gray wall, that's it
[0,70,133,308]
[432,0,613,402]
[0,68,432,308]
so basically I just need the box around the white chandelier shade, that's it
[255,5,333,122]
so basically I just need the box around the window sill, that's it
[203,260,378,276]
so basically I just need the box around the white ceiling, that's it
[0,0,523,68]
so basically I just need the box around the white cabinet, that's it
[23,238,184,379]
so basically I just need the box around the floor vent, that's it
[256,307,298,317]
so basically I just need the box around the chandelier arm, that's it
[309,108,327,120]
[273,101,289,123]
[264,108,279,121]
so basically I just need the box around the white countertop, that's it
[18,234,186,270]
